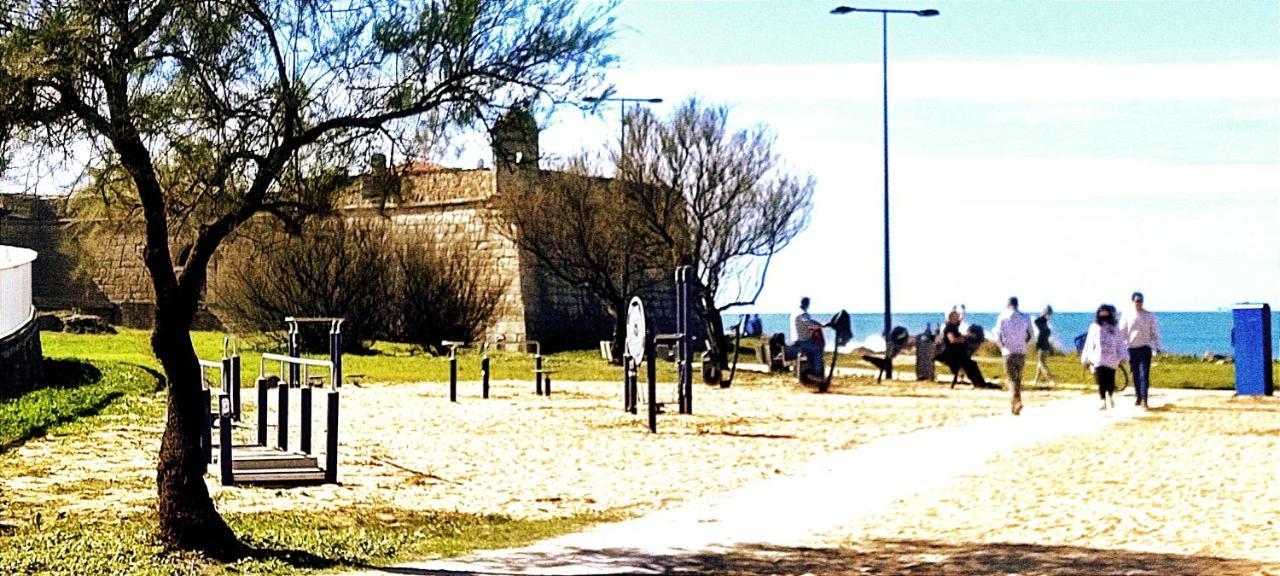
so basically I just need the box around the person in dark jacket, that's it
[936,309,990,388]
[1032,305,1057,387]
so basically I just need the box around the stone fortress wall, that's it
[0,109,638,350]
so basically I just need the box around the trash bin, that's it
[915,332,936,383]
[1232,303,1273,396]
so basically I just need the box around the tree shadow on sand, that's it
[361,538,1277,576]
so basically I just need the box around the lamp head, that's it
[916,9,940,17]
[830,6,855,14]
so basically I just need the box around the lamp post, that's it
[831,6,937,380]
[583,96,664,170]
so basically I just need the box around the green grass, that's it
[0,360,158,454]
[41,328,664,385]
[0,506,615,576]
[5,335,623,575]
[1006,351,1240,390]
[736,334,1243,390]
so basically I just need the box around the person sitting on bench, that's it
[936,309,991,388]
[793,297,826,385]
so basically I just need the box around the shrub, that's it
[392,241,499,354]
[217,219,501,354]
[217,218,394,351]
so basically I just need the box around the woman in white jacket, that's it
[1081,304,1129,410]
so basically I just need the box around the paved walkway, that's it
[350,391,1190,575]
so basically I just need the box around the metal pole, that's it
[325,390,339,484]
[332,320,343,389]
[623,356,634,413]
[219,394,233,485]
[647,351,657,433]
[288,319,300,388]
[300,385,312,453]
[535,354,544,395]
[481,353,490,399]
[230,353,241,421]
[449,347,458,402]
[882,12,893,380]
[277,380,289,450]
[256,377,269,446]
[201,387,212,464]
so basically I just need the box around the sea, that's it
[722,310,1280,357]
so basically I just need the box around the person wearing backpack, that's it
[994,296,1035,415]
[1081,304,1129,410]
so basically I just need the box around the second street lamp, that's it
[830,5,938,380]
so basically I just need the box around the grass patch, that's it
[41,329,671,385]
[0,507,615,576]
[0,360,157,454]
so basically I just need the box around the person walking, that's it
[792,297,825,385]
[1082,304,1129,410]
[993,296,1034,415]
[1120,292,1161,408]
[1032,305,1058,387]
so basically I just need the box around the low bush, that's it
[393,242,500,354]
[217,218,394,351]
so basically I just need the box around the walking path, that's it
[351,391,1192,575]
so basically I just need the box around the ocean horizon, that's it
[721,310,1278,357]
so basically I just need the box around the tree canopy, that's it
[0,0,615,556]
[622,98,815,372]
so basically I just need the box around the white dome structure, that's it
[0,245,40,391]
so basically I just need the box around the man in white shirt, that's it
[1120,291,1162,408]
[993,296,1034,416]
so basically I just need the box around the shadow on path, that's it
[361,539,1276,576]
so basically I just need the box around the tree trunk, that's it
[697,292,730,378]
[153,304,240,558]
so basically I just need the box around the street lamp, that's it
[831,5,937,380]
[583,96,664,168]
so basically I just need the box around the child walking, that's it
[1081,304,1129,410]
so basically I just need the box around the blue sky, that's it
[474,1,1280,313]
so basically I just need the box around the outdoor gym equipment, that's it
[621,267,697,432]
[442,336,548,401]
[208,317,344,486]
[199,337,241,464]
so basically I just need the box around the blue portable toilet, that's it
[1232,303,1273,396]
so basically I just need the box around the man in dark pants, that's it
[1120,291,1162,408]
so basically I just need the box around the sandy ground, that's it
[838,390,1280,573]
[212,376,1060,518]
[6,376,1277,575]
[1,375,1057,523]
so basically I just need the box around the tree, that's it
[622,98,814,376]
[0,0,613,556]
[492,156,666,362]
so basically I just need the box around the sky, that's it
[472,0,1277,315]
[14,0,1270,316]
